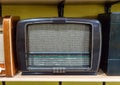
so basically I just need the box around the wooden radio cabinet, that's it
[0,16,20,77]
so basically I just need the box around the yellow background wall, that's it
[2,5,58,19]
[5,82,58,85]
[5,82,120,85]
[0,82,2,85]
[106,82,120,85]
[5,82,103,85]
[2,81,120,85]
[62,82,102,85]
[2,3,120,19]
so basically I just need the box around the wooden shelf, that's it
[1,70,120,82]
[0,0,119,4]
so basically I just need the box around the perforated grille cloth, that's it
[27,23,91,68]
[28,55,90,67]
[27,24,90,52]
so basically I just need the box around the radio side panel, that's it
[3,16,20,77]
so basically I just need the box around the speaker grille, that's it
[27,24,90,53]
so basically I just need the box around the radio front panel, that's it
[16,18,101,75]
[26,23,92,72]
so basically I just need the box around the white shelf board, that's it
[1,71,120,82]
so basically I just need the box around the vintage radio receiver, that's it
[0,16,20,77]
[16,18,101,75]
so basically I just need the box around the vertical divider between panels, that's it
[59,81,62,85]
[2,81,5,85]
[57,0,65,17]
[104,0,120,14]
[103,82,106,85]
